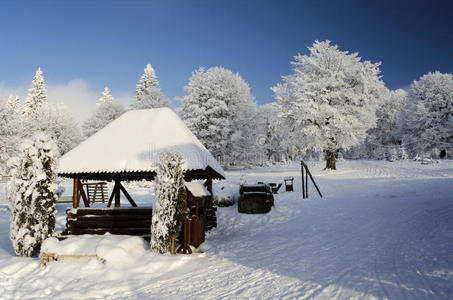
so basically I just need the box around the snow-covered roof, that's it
[59,108,225,179]
[185,181,211,197]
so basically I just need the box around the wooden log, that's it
[75,207,153,216]
[66,227,151,235]
[68,219,151,229]
[76,214,152,222]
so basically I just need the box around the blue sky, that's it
[0,0,452,117]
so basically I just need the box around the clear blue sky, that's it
[0,0,452,105]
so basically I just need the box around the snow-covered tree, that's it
[273,40,385,169]
[8,134,58,257]
[23,68,48,117]
[24,104,81,155]
[256,103,292,164]
[82,88,125,138]
[98,87,114,103]
[7,95,21,114]
[130,64,169,110]
[0,100,23,173]
[151,152,186,254]
[398,71,453,158]
[179,67,258,166]
[362,89,407,159]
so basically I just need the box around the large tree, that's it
[8,134,58,257]
[23,68,48,117]
[130,64,168,110]
[398,71,453,158]
[273,40,385,169]
[82,87,125,138]
[179,67,257,166]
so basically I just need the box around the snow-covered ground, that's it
[0,160,452,299]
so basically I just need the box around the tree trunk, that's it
[325,150,338,170]
[440,149,446,159]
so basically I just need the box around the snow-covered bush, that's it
[130,64,169,110]
[151,152,186,254]
[179,67,258,166]
[8,134,58,257]
[273,40,385,169]
[398,71,453,158]
[82,87,125,138]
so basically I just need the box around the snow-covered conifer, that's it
[398,71,453,158]
[8,134,58,257]
[151,152,186,254]
[7,95,21,114]
[98,87,114,103]
[82,88,125,138]
[179,67,258,166]
[130,64,169,110]
[273,40,385,169]
[23,68,48,117]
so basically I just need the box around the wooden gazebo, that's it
[58,108,225,241]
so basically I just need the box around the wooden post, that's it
[118,182,137,207]
[114,180,121,207]
[77,180,90,207]
[73,177,80,208]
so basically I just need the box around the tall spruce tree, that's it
[8,134,58,257]
[23,68,48,117]
[130,64,168,110]
[82,87,125,138]
[151,152,186,254]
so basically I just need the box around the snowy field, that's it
[0,160,453,299]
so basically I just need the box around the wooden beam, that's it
[77,179,90,207]
[107,184,116,208]
[118,182,137,207]
[114,180,121,208]
[73,178,79,208]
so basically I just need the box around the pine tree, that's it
[130,64,168,110]
[8,134,58,257]
[98,87,114,103]
[151,152,186,254]
[273,40,385,169]
[23,68,48,117]
[179,67,258,166]
[7,95,21,114]
[82,88,125,138]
